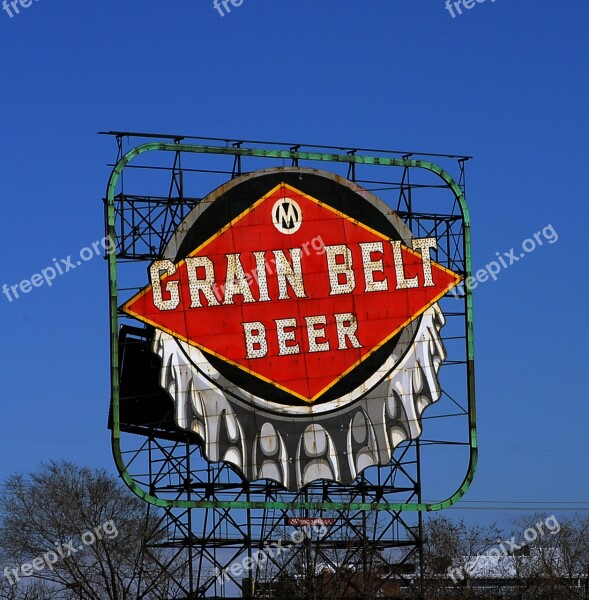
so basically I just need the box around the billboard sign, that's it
[122,168,461,491]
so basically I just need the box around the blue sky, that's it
[0,1,587,524]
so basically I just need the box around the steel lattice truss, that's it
[103,132,476,599]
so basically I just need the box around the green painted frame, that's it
[106,143,477,511]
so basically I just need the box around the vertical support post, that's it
[233,141,243,177]
[347,150,357,182]
[416,438,425,600]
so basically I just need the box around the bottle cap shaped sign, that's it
[122,168,461,491]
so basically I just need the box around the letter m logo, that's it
[272,197,302,234]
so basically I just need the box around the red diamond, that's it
[122,183,461,403]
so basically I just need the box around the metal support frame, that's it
[102,132,476,599]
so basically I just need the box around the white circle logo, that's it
[272,197,302,234]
